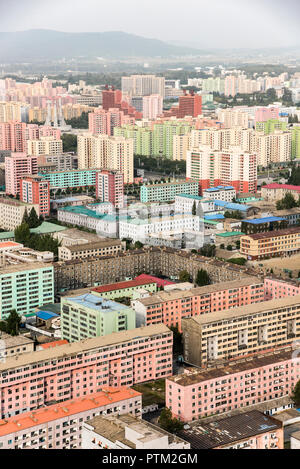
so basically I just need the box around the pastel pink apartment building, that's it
[166,349,300,422]
[0,122,61,153]
[0,324,172,419]
[0,387,142,449]
[5,153,38,196]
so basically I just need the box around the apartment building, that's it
[166,349,300,421]
[140,180,200,203]
[0,388,142,449]
[20,175,50,217]
[186,147,257,194]
[121,75,165,98]
[39,168,97,190]
[0,102,29,123]
[240,227,300,260]
[91,278,157,300]
[181,295,300,366]
[58,239,125,261]
[133,277,264,331]
[27,136,63,156]
[179,411,283,449]
[95,170,124,209]
[0,262,54,320]
[0,324,173,418]
[172,134,191,161]
[88,108,134,136]
[5,153,38,196]
[82,414,190,450]
[77,134,134,184]
[61,293,136,342]
[264,277,300,300]
[57,205,118,237]
[0,198,40,231]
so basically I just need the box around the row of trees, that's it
[15,223,61,257]
[288,166,300,186]
[65,112,89,129]
[276,193,300,210]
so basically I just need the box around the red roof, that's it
[40,340,68,349]
[263,183,300,191]
[91,278,156,294]
[134,274,174,288]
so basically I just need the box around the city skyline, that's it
[0,0,299,50]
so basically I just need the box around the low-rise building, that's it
[82,413,190,449]
[0,197,40,231]
[178,411,283,449]
[91,278,157,300]
[241,216,288,235]
[0,332,34,360]
[240,227,300,260]
[140,180,200,203]
[39,168,98,190]
[0,388,142,449]
[58,239,125,261]
[61,293,136,342]
[166,349,300,421]
[261,183,300,202]
[203,186,236,202]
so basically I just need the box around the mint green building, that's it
[39,169,97,189]
[256,119,287,134]
[114,125,153,156]
[61,293,136,342]
[140,180,200,203]
[292,127,300,158]
[0,263,54,319]
[92,279,157,300]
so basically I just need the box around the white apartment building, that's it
[203,186,236,202]
[121,75,165,98]
[173,134,191,161]
[0,198,40,231]
[27,136,63,156]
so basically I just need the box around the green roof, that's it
[0,231,14,240]
[216,231,245,237]
[30,222,67,234]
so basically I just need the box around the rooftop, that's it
[136,277,262,306]
[63,239,122,252]
[182,294,300,326]
[244,227,300,240]
[0,261,53,275]
[179,410,282,449]
[216,231,244,237]
[262,183,300,191]
[86,413,188,448]
[0,388,141,437]
[134,274,174,288]
[204,186,235,192]
[0,323,171,372]
[242,217,286,225]
[167,348,294,386]
[142,180,199,189]
[64,293,130,312]
[92,278,156,294]
[0,332,33,348]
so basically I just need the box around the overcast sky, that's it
[0,0,299,49]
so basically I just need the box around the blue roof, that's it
[37,311,59,321]
[205,186,234,192]
[243,217,285,225]
[205,214,225,220]
[213,200,248,211]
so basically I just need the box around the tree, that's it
[276,193,298,210]
[195,269,211,287]
[14,223,31,244]
[62,133,77,153]
[227,245,233,251]
[22,209,29,225]
[192,200,197,216]
[4,310,21,336]
[179,270,191,283]
[200,244,216,258]
[134,241,144,249]
[158,407,184,434]
[170,325,183,356]
[28,207,40,228]
[291,380,300,407]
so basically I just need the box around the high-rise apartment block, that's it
[27,136,63,156]
[88,108,135,136]
[5,153,38,196]
[122,75,165,98]
[186,146,257,194]
[95,170,124,209]
[20,175,50,217]
[77,134,134,183]
[142,94,163,119]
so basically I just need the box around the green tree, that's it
[192,200,197,216]
[5,310,21,336]
[227,245,233,251]
[195,269,211,287]
[22,209,29,225]
[158,407,184,434]
[28,207,40,228]
[170,325,183,356]
[62,133,77,153]
[14,223,31,244]
[291,380,300,407]
[276,193,298,210]
[200,244,216,258]
[179,270,191,283]
[134,241,144,249]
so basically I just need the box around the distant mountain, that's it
[0,30,201,61]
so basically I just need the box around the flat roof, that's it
[36,311,59,321]
[244,227,300,240]
[64,293,130,312]
[64,239,122,252]
[0,323,171,372]
[92,278,156,294]
[0,262,53,275]
[216,231,244,237]
[179,410,282,449]
[0,332,33,348]
[136,277,262,306]
[243,217,285,224]
[183,294,300,326]
[167,348,294,386]
[0,388,141,437]
[142,180,199,189]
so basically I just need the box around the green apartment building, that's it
[61,293,136,342]
[114,125,153,157]
[39,168,98,189]
[292,127,300,158]
[140,180,200,203]
[256,119,288,134]
[0,263,54,319]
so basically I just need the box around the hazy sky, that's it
[0,0,299,49]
